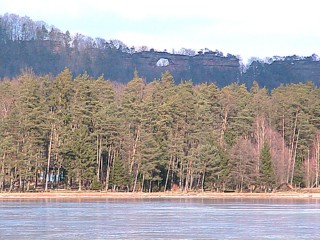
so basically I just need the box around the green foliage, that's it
[110,158,131,189]
[91,179,102,191]
[199,143,228,191]
[259,143,275,188]
[0,68,319,192]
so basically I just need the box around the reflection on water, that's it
[0,198,320,239]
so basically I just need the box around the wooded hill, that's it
[2,13,320,89]
[0,69,320,192]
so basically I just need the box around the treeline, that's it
[1,12,219,82]
[3,13,320,90]
[0,13,140,80]
[0,13,242,88]
[1,69,320,192]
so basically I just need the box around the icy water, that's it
[0,198,320,239]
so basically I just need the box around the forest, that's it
[0,68,320,193]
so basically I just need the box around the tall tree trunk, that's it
[141,174,145,192]
[306,149,310,188]
[184,172,189,192]
[288,110,298,183]
[189,170,194,191]
[97,136,102,181]
[57,166,60,188]
[96,135,100,181]
[171,156,176,189]
[9,166,13,192]
[1,153,5,192]
[220,109,228,147]
[149,180,152,193]
[26,178,30,191]
[290,128,300,185]
[201,167,206,192]
[34,154,38,191]
[240,175,244,193]
[19,175,23,192]
[315,136,320,188]
[179,158,184,190]
[105,145,112,191]
[282,115,286,183]
[78,172,82,191]
[184,159,192,192]
[255,115,266,173]
[132,164,139,192]
[130,125,141,173]
[164,155,173,192]
[45,124,54,192]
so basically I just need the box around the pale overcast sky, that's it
[1,0,319,63]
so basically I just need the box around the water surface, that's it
[0,198,319,239]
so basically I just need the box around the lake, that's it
[0,198,320,239]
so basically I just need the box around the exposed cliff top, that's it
[1,13,320,89]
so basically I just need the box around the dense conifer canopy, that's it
[0,69,319,192]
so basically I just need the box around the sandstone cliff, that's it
[1,39,320,89]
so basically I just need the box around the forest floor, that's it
[1,190,320,200]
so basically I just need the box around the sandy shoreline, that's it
[1,191,320,200]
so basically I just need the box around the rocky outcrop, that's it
[241,57,320,89]
[2,39,320,89]
[130,51,240,86]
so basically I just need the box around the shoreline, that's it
[1,191,320,200]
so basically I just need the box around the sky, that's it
[1,0,320,63]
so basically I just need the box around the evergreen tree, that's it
[66,126,96,191]
[1,67,320,192]
[14,71,48,191]
[0,80,16,191]
[120,70,145,191]
[147,71,177,191]
[92,76,120,189]
[65,73,99,190]
[259,143,275,191]
[110,157,131,191]
[50,68,75,188]
[172,80,198,191]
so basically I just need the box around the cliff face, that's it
[131,51,240,86]
[241,57,320,89]
[279,59,320,83]
[1,40,320,89]
[190,53,240,87]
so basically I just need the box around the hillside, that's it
[1,13,320,88]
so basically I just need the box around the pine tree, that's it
[15,71,48,191]
[259,143,275,191]
[65,73,100,190]
[110,157,131,191]
[0,80,16,191]
[150,71,177,191]
[140,130,162,192]
[92,76,120,190]
[50,68,75,189]
[171,80,198,191]
[120,70,145,191]
[194,83,221,141]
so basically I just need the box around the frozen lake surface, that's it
[1,198,320,239]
